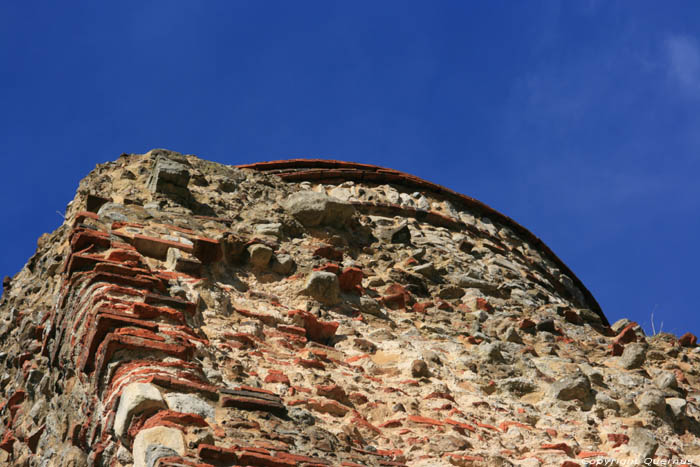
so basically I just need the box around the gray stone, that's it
[163,392,215,421]
[378,223,411,244]
[504,326,523,344]
[147,154,190,197]
[620,343,646,369]
[498,377,536,396]
[359,296,383,316]
[611,318,633,334]
[438,285,465,300]
[288,408,316,427]
[595,392,620,411]
[549,374,591,401]
[303,271,340,305]
[412,262,437,279]
[654,371,678,392]
[145,445,178,467]
[97,202,131,222]
[479,342,505,364]
[255,223,283,237]
[116,445,133,464]
[579,363,604,386]
[628,427,658,460]
[271,254,295,275]
[166,247,201,274]
[636,390,666,416]
[248,244,273,269]
[283,191,355,227]
[666,397,687,418]
[132,426,185,467]
[452,275,499,295]
[114,383,166,441]
[411,359,430,378]
[578,308,602,325]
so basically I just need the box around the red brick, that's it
[679,332,697,347]
[339,267,363,293]
[288,309,339,343]
[107,249,142,263]
[316,384,349,404]
[407,415,444,426]
[313,245,343,261]
[519,319,536,330]
[609,342,624,356]
[383,284,412,310]
[476,298,493,312]
[265,370,290,385]
[412,302,432,313]
[314,263,340,275]
[424,392,455,402]
[499,421,533,431]
[379,418,404,428]
[541,443,573,456]
[607,433,629,448]
[141,410,209,431]
[0,431,16,453]
[612,323,638,346]
[294,357,325,370]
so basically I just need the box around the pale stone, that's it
[132,426,185,467]
[114,383,166,441]
[164,392,215,421]
[302,271,340,305]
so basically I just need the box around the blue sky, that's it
[1,2,699,337]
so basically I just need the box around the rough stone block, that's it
[132,426,185,467]
[163,393,215,421]
[114,383,166,441]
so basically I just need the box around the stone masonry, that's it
[1,149,699,466]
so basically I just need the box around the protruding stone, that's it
[549,374,591,401]
[411,359,430,378]
[378,223,411,244]
[283,191,355,227]
[302,271,340,305]
[147,153,190,199]
[248,244,273,269]
[166,247,202,274]
[163,393,215,421]
[114,383,166,441]
[620,343,646,369]
[654,371,678,392]
[627,427,658,459]
[636,390,666,416]
[271,254,295,275]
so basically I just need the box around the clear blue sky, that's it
[2,2,699,337]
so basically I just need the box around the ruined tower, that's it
[0,149,698,466]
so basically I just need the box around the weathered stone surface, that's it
[248,244,273,269]
[282,191,355,227]
[636,390,666,416]
[549,374,591,401]
[620,342,647,369]
[114,383,166,440]
[147,153,191,198]
[132,427,185,467]
[163,393,215,421]
[302,271,340,305]
[4,152,700,467]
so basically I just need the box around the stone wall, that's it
[0,149,698,466]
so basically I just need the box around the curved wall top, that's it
[238,158,607,326]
